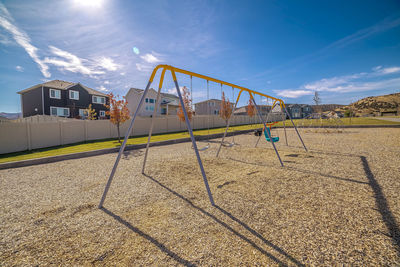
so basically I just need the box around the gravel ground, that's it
[1,127,399,266]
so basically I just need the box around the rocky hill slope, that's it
[348,93,400,115]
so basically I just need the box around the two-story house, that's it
[17,80,109,119]
[125,88,180,116]
[194,99,235,115]
[286,104,313,119]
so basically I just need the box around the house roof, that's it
[17,80,108,97]
[127,87,179,99]
[194,99,222,105]
[162,92,179,99]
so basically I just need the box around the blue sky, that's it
[1,0,400,112]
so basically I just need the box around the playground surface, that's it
[1,128,399,265]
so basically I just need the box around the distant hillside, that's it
[348,93,400,115]
[0,112,21,120]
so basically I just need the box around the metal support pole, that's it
[283,119,288,146]
[254,95,271,148]
[142,86,163,173]
[284,106,307,152]
[252,97,284,167]
[216,89,241,157]
[99,81,152,208]
[172,70,215,206]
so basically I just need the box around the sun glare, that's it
[72,0,104,8]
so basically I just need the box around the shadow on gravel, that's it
[142,173,304,266]
[100,207,196,266]
[227,152,400,256]
[227,157,368,185]
[360,156,400,256]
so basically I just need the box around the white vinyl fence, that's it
[0,114,283,154]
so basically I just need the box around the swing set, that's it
[99,65,307,208]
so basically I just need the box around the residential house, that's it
[285,104,313,119]
[233,105,271,116]
[17,80,109,119]
[125,88,180,116]
[194,99,235,115]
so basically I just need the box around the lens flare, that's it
[132,47,140,55]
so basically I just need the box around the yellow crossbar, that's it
[148,64,286,108]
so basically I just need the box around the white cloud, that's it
[378,66,400,74]
[97,85,109,92]
[15,65,23,72]
[275,65,400,98]
[0,3,50,77]
[140,53,161,63]
[120,72,126,76]
[43,46,105,76]
[276,90,314,98]
[104,80,110,84]
[373,65,382,71]
[136,63,153,72]
[43,46,122,77]
[96,57,121,71]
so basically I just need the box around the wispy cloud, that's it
[43,46,104,76]
[275,65,400,98]
[15,65,23,72]
[96,57,121,71]
[0,3,50,77]
[140,53,161,63]
[1,3,123,80]
[43,46,122,77]
[97,85,109,92]
[136,63,154,72]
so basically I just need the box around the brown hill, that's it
[348,93,400,116]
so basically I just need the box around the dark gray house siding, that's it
[19,81,109,119]
[286,104,313,119]
[21,86,43,117]
[42,84,108,118]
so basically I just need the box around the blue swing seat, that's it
[264,127,279,143]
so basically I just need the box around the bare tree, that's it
[313,91,321,115]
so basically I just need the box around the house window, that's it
[50,89,61,99]
[79,109,88,118]
[69,90,79,100]
[145,98,149,103]
[99,110,106,117]
[149,98,155,104]
[50,106,69,117]
[92,95,105,104]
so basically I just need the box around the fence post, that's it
[109,120,112,138]
[59,121,63,146]
[26,121,32,151]
[84,120,88,141]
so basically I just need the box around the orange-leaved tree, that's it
[177,86,193,122]
[105,93,130,143]
[220,92,232,124]
[247,98,256,126]
[247,98,256,117]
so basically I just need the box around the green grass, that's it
[1,116,399,164]
[0,124,261,164]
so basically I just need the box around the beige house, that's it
[194,99,234,115]
[234,105,271,116]
[125,88,179,116]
